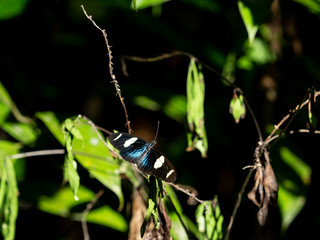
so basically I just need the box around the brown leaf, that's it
[248,151,278,226]
[129,189,147,240]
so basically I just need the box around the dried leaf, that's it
[129,189,147,240]
[248,151,278,226]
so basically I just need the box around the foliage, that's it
[1,0,320,239]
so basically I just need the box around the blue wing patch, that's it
[108,132,177,182]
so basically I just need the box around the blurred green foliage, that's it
[1,0,320,239]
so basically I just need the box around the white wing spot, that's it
[166,169,175,179]
[124,137,138,147]
[113,133,122,141]
[154,156,165,169]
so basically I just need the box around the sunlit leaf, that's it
[221,52,236,85]
[278,184,306,233]
[238,0,259,46]
[132,0,170,10]
[294,0,320,16]
[38,186,95,217]
[0,158,19,240]
[186,58,208,158]
[70,118,124,210]
[133,96,161,111]
[163,95,187,123]
[0,82,13,108]
[36,112,64,145]
[141,176,158,237]
[195,198,224,240]
[0,141,22,157]
[0,101,10,124]
[277,146,311,232]
[63,119,81,201]
[280,147,311,185]
[1,122,38,145]
[73,205,128,232]
[237,38,276,70]
[0,80,32,124]
[166,186,200,239]
[0,0,29,20]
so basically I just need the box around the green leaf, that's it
[163,95,187,123]
[0,0,29,20]
[0,158,19,240]
[70,118,124,210]
[63,119,81,201]
[277,146,312,232]
[133,96,161,111]
[1,122,38,145]
[237,38,276,70]
[141,176,159,237]
[0,82,32,124]
[238,1,259,46]
[186,58,208,158]
[229,93,246,123]
[0,101,10,124]
[308,110,318,129]
[40,186,127,232]
[38,186,95,217]
[294,0,320,16]
[280,147,311,185]
[0,141,22,157]
[132,0,170,10]
[36,112,64,145]
[221,52,236,85]
[195,198,224,240]
[278,184,306,233]
[165,186,201,239]
[74,205,128,232]
[64,155,80,201]
[64,118,83,141]
[0,82,13,108]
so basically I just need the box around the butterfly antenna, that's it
[154,121,160,141]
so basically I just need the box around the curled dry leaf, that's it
[129,189,147,240]
[247,151,278,226]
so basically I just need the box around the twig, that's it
[6,149,65,160]
[224,168,254,240]
[81,5,132,134]
[122,51,263,141]
[167,182,206,205]
[82,189,105,240]
[290,129,320,134]
[265,91,320,145]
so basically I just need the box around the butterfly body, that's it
[108,132,176,182]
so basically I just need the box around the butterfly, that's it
[108,132,177,182]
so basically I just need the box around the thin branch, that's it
[121,51,263,142]
[224,168,254,240]
[167,182,206,205]
[290,129,320,134]
[81,5,132,134]
[6,149,65,160]
[82,189,105,240]
[265,91,320,147]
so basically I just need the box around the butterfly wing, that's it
[138,148,177,182]
[109,132,177,182]
[108,132,149,164]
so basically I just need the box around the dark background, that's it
[1,0,320,239]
